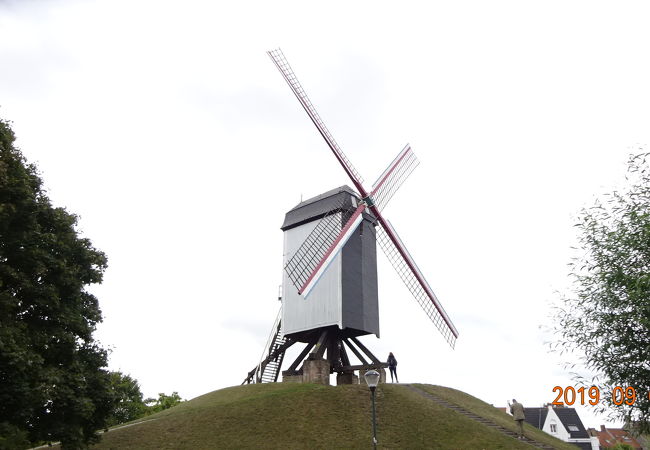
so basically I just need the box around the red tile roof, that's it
[594,426,642,449]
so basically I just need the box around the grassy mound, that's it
[92,383,575,449]
[413,384,577,450]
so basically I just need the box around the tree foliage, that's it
[0,118,111,448]
[104,372,184,426]
[144,392,183,414]
[106,372,148,427]
[609,444,634,450]
[554,153,650,433]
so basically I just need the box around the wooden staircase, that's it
[258,318,287,383]
[405,385,557,449]
[242,306,294,385]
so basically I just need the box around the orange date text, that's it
[552,386,647,406]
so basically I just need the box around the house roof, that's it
[553,407,590,439]
[522,407,548,430]
[522,407,589,439]
[594,427,642,449]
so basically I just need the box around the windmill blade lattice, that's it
[268,49,365,189]
[376,221,458,348]
[284,196,354,293]
[297,203,365,297]
[370,145,420,213]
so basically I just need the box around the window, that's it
[568,425,579,432]
[550,423,557,433]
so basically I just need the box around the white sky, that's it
[2,0,649,430]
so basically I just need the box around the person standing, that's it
[387,352,398,383]
[508,398,525,439]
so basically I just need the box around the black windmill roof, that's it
[281,185,376,231]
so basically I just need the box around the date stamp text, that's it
[552,386,649,406]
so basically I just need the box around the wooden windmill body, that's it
[243,49,459,386]
[281,186,379,341]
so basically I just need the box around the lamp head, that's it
[364,369,380,389]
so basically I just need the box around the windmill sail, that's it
[267,48,365,191]
[270,48,459,348]
[370,144,420,213]
[375,220,458,348]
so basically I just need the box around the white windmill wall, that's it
[280,185,379,339]
[281,215,343,335]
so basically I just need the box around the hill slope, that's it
[93,383,576,449]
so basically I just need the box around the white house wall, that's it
[543,408,571,441]
[282,216,342,335]
[542,407,598,449]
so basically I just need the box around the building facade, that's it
[519,405,599,450]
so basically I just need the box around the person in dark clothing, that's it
[387,352,398,383]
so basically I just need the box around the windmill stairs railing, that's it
[242,306,294,385]
[405,385,556,449]
[259,311,286,383]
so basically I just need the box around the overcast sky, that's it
[2,0,649,429]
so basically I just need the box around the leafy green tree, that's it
[106,372,147,427]
[609,444,634,450]
[144,392,183,414]
[553,153,650,433]
[0,422,29,450]
[0,118,111,448]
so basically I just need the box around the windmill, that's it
[243,49,458,385]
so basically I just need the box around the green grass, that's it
[413,384,578,450]
[90,383,574,449]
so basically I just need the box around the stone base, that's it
[358,368,387,385]
[302,357,330,385]
[282,374,302,383]
[336,372,359,385]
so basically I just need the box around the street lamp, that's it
[364,369,380,449]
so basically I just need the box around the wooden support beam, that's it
[350,337,382,364]
[339,363,389,371]
[312,329,329,359]
[339,341,351,367]
[245,327,389,384]
[343,337,368,365]
[326,335,342,369]
[242,367,256,385]
[287,342,315,373]
[272,350,286,383]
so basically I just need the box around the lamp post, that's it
[364,369,380,449]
